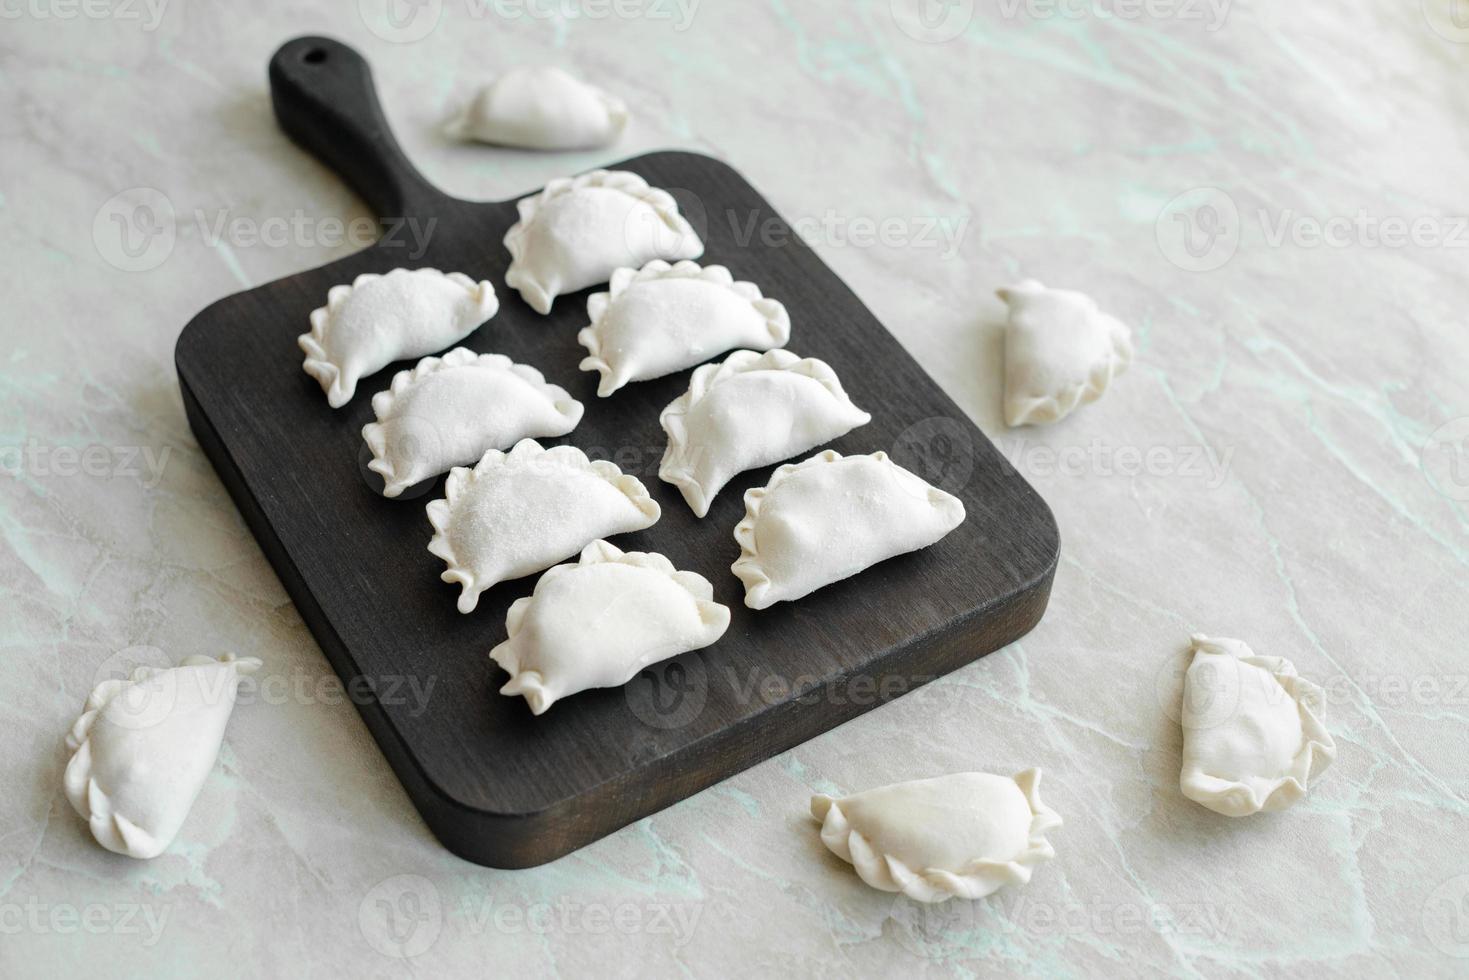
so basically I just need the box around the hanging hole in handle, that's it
[302,47,327,65]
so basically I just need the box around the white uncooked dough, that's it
[446,66,628,150]
[63,654,261,860]
[503,170,704,315]
[1180,634,1336,817]
[659,349,871,517]
[996,279,1132,427]
[489,540,730,715]
[811,769,1062,903]
[732,449,965,609]
[299,268,499,408]
[363,347,583,498]
[427,439,661,613]
[578,260,791,397]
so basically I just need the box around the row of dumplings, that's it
[429,438,962,714]
[62,631,1332,892]
[440,67,1133,429]
[800,631,1336,901]
[449,66,1140,429]
[297,169,966,714]
[61,649,1060,880]
[62,641,1066,890]
[298,170,707,409]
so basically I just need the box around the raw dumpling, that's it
[63,654,261,859]
[1180,634,1336,817]
[427,439,661,613]
[732,450,965,609]
[578,261,791,397]
[660,349,871,517]
[503,170,704,315]
[996,279,1132,427]
[490,540,730,714]
[811,769,1061,903]
[363,347,583,498]
[446,66,628,150]
[300,268,499,408]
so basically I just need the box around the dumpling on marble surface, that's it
[732,450,965,609]
[363,347,583,498]
[659,349,870,517]
[445,66,629,150]
[490,540,729,715]
[63,654,261,860]
[427,439,660,613]
[503,170,704,315]
[578,260,791,397]
[299,268,499,408]
[811,769,1061,903]
[1180,634,1336,817]
[996,279,1132,427]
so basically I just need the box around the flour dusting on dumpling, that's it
[363,348,582,498]
[503,171,703,315]
[996,279,1131,427]
[426,439,660,613]
[732,450,964,609]
[578,261,790,397]
[1179,634,1336,817]
[660,349,869,517]
[446,66,628,150]
[811,769,1061,903]
[490,540,729,714]
[299,268,498,408]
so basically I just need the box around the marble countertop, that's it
[4,1,1468,976]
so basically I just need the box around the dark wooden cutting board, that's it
[175,35,1060,868]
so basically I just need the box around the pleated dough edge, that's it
[996,279,1133,427]
[809,769,1063,904]
[502,171,703,315]
[297,269,498,409]
[62,654,262,860]
[658,350,868,516]
[362,347,584,497]
[426,439,661,614]
[1179,633,1337,817]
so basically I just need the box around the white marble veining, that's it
[4,1,1469,975]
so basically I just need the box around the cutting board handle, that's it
[269,36,445,219]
